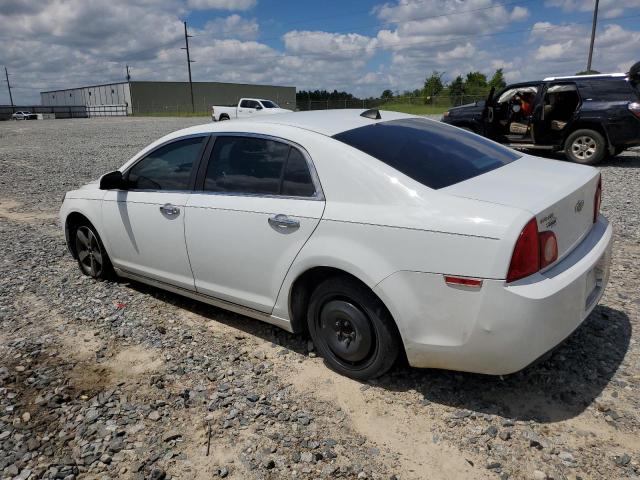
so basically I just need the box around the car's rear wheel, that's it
[307,276,400,380]
[74,224,114,280]
[219,114,230,121]
[564,129,606,165]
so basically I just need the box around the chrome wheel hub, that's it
[571,136,597,160]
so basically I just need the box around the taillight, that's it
[507,218,540,282]
[507,218,559,282]
[629,102,640,119]
[593,175,602,223]
[539,231,558,269]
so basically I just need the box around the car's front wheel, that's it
[564,129,606,165]
[307,276,400,380]
[74,223,114,280]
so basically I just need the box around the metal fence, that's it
[0,105,88,120]
[295,94,487,112]
[87,104,128,117]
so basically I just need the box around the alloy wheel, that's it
[75,226,104,277]
[571,135,597,161]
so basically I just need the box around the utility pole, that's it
[4,66,14,108]
[126,64,131,82]
[181,21,195,113]
[587,0,599,73]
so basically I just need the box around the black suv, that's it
[442,67,640,164]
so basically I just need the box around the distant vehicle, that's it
[211,98,292,122]
[60,109,611,379]
[442,65,640,165]
[11,111,37,120]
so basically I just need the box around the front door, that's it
[185,134,325,313]
[102,135,207,290]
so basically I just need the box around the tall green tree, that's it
[448,75,465,106]
[488,68,506,91]
[464,71,488,97]
[381,89,394,100]
[423,71,444,99]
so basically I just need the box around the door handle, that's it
[159,204,180,216]
[268,214,300,230]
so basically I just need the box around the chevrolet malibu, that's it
[59,109,612,379]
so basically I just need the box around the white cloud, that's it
[283,31,377,60]
[187,0,256,11]
[202,14,259,40]
[545,0,638,18]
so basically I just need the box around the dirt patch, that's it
[0,199,57,223]
[286,358,491,480]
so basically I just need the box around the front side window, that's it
[261,100,279,108]
[127,136,204,190]
[204,136,316,197]
[333,118,520,190]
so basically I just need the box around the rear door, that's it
[184,134,325,313]
[102,135,208,289]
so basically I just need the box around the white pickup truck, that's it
[211,98,292,121]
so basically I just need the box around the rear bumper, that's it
[374,216,613,375]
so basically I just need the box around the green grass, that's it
[378,103,449,115]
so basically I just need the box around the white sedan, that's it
[59,109,612,379]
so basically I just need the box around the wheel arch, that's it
[564,120,613,154]
[286,265,403,348]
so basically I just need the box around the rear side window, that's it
[204,136,316,197]
[127,136,204,190]
[332,118,520,189]
[282,148,315,197]
[579,79,640,101]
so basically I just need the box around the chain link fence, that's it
[295,94,487,112]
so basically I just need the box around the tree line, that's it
[297,69,508,106]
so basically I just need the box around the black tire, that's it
[219,114,230,121]
[73,222,114,280]
[564,129,606,165]
[307,276,400,380]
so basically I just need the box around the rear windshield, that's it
[332,118,521,189]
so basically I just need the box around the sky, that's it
[1,0,639,104]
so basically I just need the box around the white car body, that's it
[211,98,292,122]
[11,111,36,120]
[60,110,612,376]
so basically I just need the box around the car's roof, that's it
[185,109,419,138]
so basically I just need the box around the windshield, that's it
[332,118,521,190]
[260,100,279,108]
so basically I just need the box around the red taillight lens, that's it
[593,175,602,223]
[629,102,640,119]
[538,231,558,269]
[507,218,540,282]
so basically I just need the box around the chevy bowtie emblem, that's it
[575,199,585,212]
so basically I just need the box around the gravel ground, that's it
[0,117,639,480]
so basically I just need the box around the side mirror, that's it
[255,105,263,110]
[99,170,127,190]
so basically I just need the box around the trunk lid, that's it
[441,155,600,263]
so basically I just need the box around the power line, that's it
[188,12,640,64]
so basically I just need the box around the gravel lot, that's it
[0,117,639,480]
